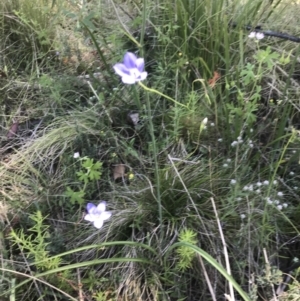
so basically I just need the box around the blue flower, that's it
[113,52,147,84]
[84,201,112,229]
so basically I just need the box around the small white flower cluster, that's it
[241,180,281,196]
[230,179,237,185]
[247,179,279,190]
[231,136,243,147]
[248,139,254,148]
[248,31,264,40]
[89,95,97,101]
[237,178,289,220]
[231,137,254,148]
[223,158,232,168]
[265,193,288,211]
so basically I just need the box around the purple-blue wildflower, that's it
[84,201,111,229]
[113,52,147,84]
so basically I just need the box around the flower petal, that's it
[84,213,95,222]
[123,52,137,69]
[256,32,264,40]
[97,201,107,213]
[86,203,96,213]
[138,72,147,81]
[100,211,112,221]
[121,75,137,84]
[113,63,130,77]
[248,32,256,38]
[135,58,145,72]
[93,218,104,229]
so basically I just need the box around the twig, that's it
[211,197,235,301]
[77,268,84,301]
[263,248,278,301]
[230,22,300,43]
[198,254,217,301]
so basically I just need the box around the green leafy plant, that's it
[65,156,103,206]
[254,46,280,70]
[65,187,85,206]
[76,157,103,184]
[176,228,198,271]
[9,211,61,271]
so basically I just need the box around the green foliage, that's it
[76,157,103,184]
[65,187,85,205]
[240,63,256,85]
[9,211,61,271]
[176,228,198,271]
[64,156,103,205]
[254,46,280,70]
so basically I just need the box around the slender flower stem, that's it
[133,81,163,239]
[144,90,163,243]
[132,85,141,110]
[138,82,188,109]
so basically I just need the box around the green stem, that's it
[140,0,147,54]
[144,91,163,241]
[132,85,141,110]
[138,82,188,109]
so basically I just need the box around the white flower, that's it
[236,197,242,201]
[248,31,264,40]
[263,180,269,185]
[223,163,228,168]
[277,205,283,210]
[84,201,112,229]
[73,152,80,159]
[231,141,238,147]
[277,192,283,197]
[256,32,264,40]
[218,138,223,142]
[202,117,208,125]
[248,32,256,38]
[283,203,288,208]
[230,179,237,185]
[256,182,262,187]
[240,214,246,219]
[290,172,295,176]
[274,200,280,205]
